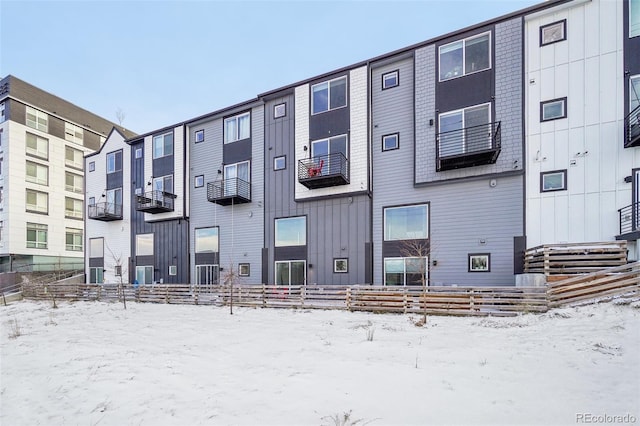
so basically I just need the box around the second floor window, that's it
[153,174,174,194]
[224,112,250,143]
[153,132,174,158]
[384,204,429,241]
[26,106,48,132]
[439,103,491,156]
[275,216,306,247]
[195,227,219,253]
[107,150,122,173]
[439,32,491,81]
[312,76,347,114]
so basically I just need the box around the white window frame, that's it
[334,258,348,273]
[274,103,286,119]
[65,171,83,193]
[65,228,83,251]
[275,260,306,286]
[26,161,48,186]
[194,129,205,143]
[136,266,154,285]
[169,265,177,276]
[384,204,429,241]
[135,148,143,159]
[89,267,104,284]
[195,227,218,253]
[382,133,399,151]
[89,161,95,172]
[106,150,122,174]
[275,216,307,247]
[382,70,399,90]
[224,112,250,143]
[153,174,174,194]
[274,156,286,171]
[541,97,567,122]
[26,133,48,159]
[89,237,104,258]
[311,76,348,115]
[136,233,154,256]
[26,106,48,132]
[26,189,48,214]
[153,131,174,159]
[65,146,84,169]
[541,170,567,192]
[384,257,428,286]
[26,222,48,249]
[65,197,83,219]
[194,175,204,188]
[195,264,219,285]
[439,31,491,82]
[239,263,250,277]
[64,122,84,145]
[631,0,640,38]
[438,103,491,156]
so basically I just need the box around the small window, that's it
[169,265,177,276]
[88,196,95,206]
[65,228,82,251]
[274,103,286,119]
[469,253,490,272]
[26,222,48,249]
[382,70,399,90]
[195,175,204,188]
[115,265,122,276]
[26,161,49,186]
[135,148,142,158]
[540,170,567,192]
[195,129,205,143]
[274,156,286,171]
[239,263,250,277]
[64,122,83,145]
[334,258,348,273]
[135,188,142,196]
[89,161,95,172]
[540,20,567,46]
[382,133,399,151]
[26,189,48,214]
[540,98,567,121]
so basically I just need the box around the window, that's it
[26,189,48,213]
[382,133,399,151]
[540,170,567,192]
[384,204,429,241]
[169,265,177,276]
[239,263,250,277]
[439,32,491,81]
[89,268,104,284]
[334,258,348,273]
[153,131,174,158]
[26,106,48,132]
[0,221,3,242]
[275,260,306,286]
[153,174,174,194]
[195,227,218,253]
[65,197,83,219]
[106,150,122,174]
[65,172,83,193]
[630,75,640,113]
[224,112,250,143]
[540,20,566,46]
[312,76,347,114]
[136,233,154,256]
[89,237,104,258]
[89,161,95,172]
[311,134,348,175]
[26,161,48,186]
[224,161,250,196]
[631,0,640,37]
[540,98,567,121]
[65,228,82,251]
[196,264,219,285]
[65,146,84,169]
[274,156,286,171]
[136,266,153,285]
[106,188,123,211]
[468,253,490,272]
[26,133,48,159]
[26,223,48,249]
[135,148,142,159]
[0,102,4,123]
[274,103,286,119]
[382,70,399,89]
[195,175,204,188]
[0,187,3,210]
[194,129,205,143]
[64,122,83,145]
[88,196,95,206]
[115,266,122,277]
[439,103,491,156]
[384,257,427,286]
[275,216,306,247]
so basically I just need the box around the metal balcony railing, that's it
[436,121,501,171]
[298,152,349,189]
[207,178,251,205]
[88,202,123,221]
[136,190,176,213]
[618,202,639,237]
[624,105,640,148]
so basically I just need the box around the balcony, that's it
[88,202,122,221]
[207,178,251,206]
[298,152,349,189]
[136,190,176,213]
[436,121,501,172]
[616,202,640,240]
[624,105,640,148]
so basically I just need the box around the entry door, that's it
[224,162,249,196]
[196,264,219,285]
[275,260,306,286]
[136,266,153,285]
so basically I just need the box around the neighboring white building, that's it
[524,0,640,259]
[0,75,135,274]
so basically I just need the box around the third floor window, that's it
[26,106,48,132]
[312,76,347,114]
[224,112,250,143]
[439,32,491,81]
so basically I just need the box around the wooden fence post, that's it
[403,290,408,314]
[346,287,352,311]
[262,284,266,308]
[301,285,306,307]
[470,289,475,312]
[165,286,169,304]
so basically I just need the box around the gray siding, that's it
[189,105,265,284]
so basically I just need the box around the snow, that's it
[1,299,639,426]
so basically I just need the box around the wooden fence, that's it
[524,241,628,276]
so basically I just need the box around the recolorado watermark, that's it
[576,413,637,424]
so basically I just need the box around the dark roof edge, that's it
[85,126,128,158]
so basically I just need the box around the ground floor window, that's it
[136,265,153,285]
[275,260,306,286]
[384,257,427,286]
[196,264,219,285]
[89,267,103,284]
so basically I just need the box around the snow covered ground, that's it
[1,299,639,426]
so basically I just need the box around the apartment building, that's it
[0,75,134,274]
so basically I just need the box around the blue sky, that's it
[1,0,539,135]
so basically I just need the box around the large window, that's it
[224,161,250,196]
[224,112,250,143]
[439,32,491,81]
[275,260,306,286]
[312,76,347,114]
[26,223,48,249]
[65,197,83,219]
[26,189,48,213]
[153,132,174,158]
[65,172,83,193]
[65,146,84,169]
[64,122,83,145]
[311,134,347,175]
[26,133,48,159]
[384,204,429,241]
[26,161,48,186]
[439,103,491,156]
[275,216,306,247]
[89,237,104,258]
[65,228,83,251]
[26,106,48,132]
[631,0,640,37]
[106,188,123,212]
[384,257,427,286]
[153,174,174,194]
[89,268,104,284]
[136,233,154,256]
[196,265,218,285]
[106,150,122,174]
[195,227,219,253]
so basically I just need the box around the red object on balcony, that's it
[308,159,324,177]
